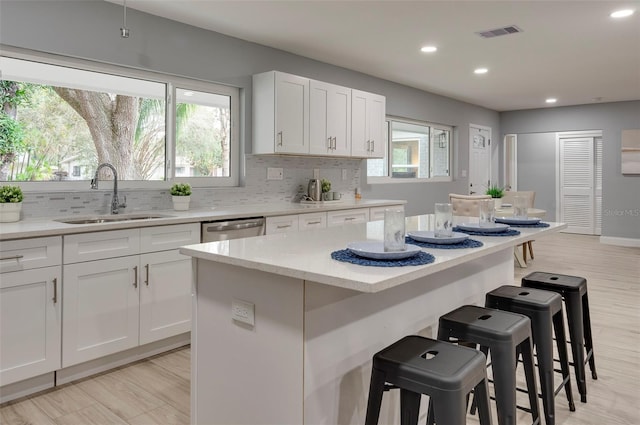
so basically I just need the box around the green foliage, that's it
[485,185,504,198]
[0,185,23,203]
[0,112,26,156]
[321,178,331,193]
[170,182,192,196]
[0,81,33,109]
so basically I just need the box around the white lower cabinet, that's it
[139,250,192,345]
[0,265,61,386]
[62,256,140,367]
[62,224,199,367]
[327,208,370,226]
[266,214,299,234]
[369,205,405,221]
[298,212,327,230]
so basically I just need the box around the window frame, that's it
[367,115,454,184]
[0,45,240,190]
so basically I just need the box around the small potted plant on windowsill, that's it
[0,185,24,222]
[170,183,192,211]
[485,185,505,209]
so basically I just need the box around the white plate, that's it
[407,231,469,244]
[495,217,541,225]
[456,222,510,233]
[346,241,422,260]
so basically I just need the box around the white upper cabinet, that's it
[253,71,385,158]
[351,89,386,158]
[253,71,310,155]
[310,80,351,156]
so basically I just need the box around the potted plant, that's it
[485,185,505,208]
[321,179,332,201]
[170,183,192,211]
[0,185,24,222]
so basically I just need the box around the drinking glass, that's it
[384,208,406,252]
[513,196,529,219]
[434,203,453,237]
[478,199,495,227]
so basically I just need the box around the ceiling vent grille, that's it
[476,25,522,38]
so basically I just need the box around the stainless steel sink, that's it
[55,213,174,225]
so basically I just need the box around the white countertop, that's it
[180,215,567,293]
[0,199,404,241]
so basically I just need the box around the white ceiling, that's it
[114,0,640,111]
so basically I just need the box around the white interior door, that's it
[559,137,596,234]
[469,125,491,194]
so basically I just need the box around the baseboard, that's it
[599,236,640,247]
[0,373,55,404]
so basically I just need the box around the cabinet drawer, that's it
[298,212,327,231]
[266,215,299,234]
[140,223,200,253]
[64,229,140,264]
[369,205,404,222]
[0,236,62,273]
[327,209,370,227]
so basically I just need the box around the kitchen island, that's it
[180,215,566,425]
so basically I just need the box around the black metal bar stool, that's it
[485,285,575,425]
[522,272,597,403]
[364,335,493,425]
[437,305,540,425]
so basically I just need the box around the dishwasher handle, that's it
[204,220,264,232]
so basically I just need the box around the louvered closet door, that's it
[559,137,595,234]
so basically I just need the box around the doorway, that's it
[469,124,492,194]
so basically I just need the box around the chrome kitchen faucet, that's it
[91,163,127,214]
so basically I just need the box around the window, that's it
[0,52,239,188]
[367,117,452,182]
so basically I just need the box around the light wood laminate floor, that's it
[1,233,639,425]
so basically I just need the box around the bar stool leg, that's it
[582,293,598,379]
[565,292,587,403]
[400,389,420,425]
[365,368,386,425]
[474,378,494,425]
[519,338,541,424]
[489,346,517,425]
[552,310,575,411]
[433,392,468,425]
[531,317,556,425]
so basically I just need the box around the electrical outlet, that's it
[313,168,320,179]
[232,299,255,326]
[342,169,348,180]
[267,167,283,180]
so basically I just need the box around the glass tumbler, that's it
[513,196,529,219]
[434,203,453,237]
[478,199,495,227]
[384,208,406,252]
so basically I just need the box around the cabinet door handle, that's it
[333,137,337,149]
[345,217,356,221]
[145,264,149,286]
[277,131,283,146]
[0,254,24,261]
[133,266,138,288]
[327,137,332,149]
[367,140,371,152]
[276,224,292,229]
[52,277,58,304]
[307,221,321,225]
[371,140,375,152]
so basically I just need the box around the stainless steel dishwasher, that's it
[201,217,265,242]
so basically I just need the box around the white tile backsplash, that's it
[19,155,363,219]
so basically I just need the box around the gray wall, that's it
[516,133,557,221]
[501,101,640,240]
[0,0,500,217]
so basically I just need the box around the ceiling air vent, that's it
[476,25,522,38]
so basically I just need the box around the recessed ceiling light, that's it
[545,98,557,104]
[420,46,437,53]
[183,91,194,97]
[610,9,634,18]
[474,68,488,74]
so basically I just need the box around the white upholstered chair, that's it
[503,191,537,262]
[448,193,491,217]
